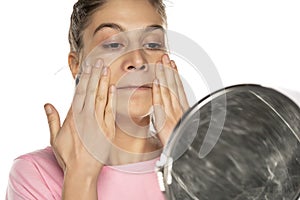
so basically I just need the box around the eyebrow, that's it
[93,23,165,36]
[144,24,165,33]
[93,23,124,36]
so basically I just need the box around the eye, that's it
[143,42,162,50]
[102,42,124,49]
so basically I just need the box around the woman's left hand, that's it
[152,54,189,146]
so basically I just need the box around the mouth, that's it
[117,84,152,90]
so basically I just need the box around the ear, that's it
[68,52,80,79]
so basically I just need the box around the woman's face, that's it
[80,0,166,121]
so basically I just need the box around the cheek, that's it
[108,62,123,85]
[145,50,165,63]
[110,71,121,86]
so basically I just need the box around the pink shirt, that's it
[6,147,166,200]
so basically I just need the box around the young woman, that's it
[6,0,188,199]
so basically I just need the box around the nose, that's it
[124,49,148,72]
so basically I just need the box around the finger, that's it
[104,85,116,139]
[44,103,61,146]
[152,78,166,133]
[95,67,110,123]
[155,62,173,114]
[162,55,180,108]
[152,78,162,107]
[72,62,92,113]
[171,60,189,111]
[84,60,103,113]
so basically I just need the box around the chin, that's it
[116,101,152,118]
[130,98,153,116]
[130,107,152,119]
[114,103,152,128]
[115,90,153,119]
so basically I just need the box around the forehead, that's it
[84,0,164,38]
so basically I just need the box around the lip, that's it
[117,84,152,90]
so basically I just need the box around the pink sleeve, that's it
[6,158,56,200]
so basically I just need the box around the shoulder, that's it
[6,147,63,200]
[15,146,57,164]
[12,146,62,176]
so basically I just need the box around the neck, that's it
[109,113,162,165]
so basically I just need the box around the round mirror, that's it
[157,84,300,200]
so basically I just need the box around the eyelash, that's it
[102,42,124,49]
[101,42,163,51]
[143,42,162,50]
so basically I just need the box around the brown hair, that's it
[68,0,167,53]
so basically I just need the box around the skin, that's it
[44,0,189,199]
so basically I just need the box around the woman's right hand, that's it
[43,60,115,198]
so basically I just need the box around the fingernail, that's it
[84,66,92,73]
[95,60,103,68]
[154,79,159,86]
[157,62,163,70]
[163,54,170,64]
[102,67,108,76]
[44,105,52,114]
[110,85,116,93]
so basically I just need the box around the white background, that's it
[1,0,300,197]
